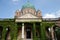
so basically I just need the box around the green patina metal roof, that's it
[22,1,35,9]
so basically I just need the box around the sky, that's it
[0,0,60,18]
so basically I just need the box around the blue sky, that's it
[0,0,60,18]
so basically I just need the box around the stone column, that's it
[51,26,55,40]
[40,23,46,40]
[22,23,24,40]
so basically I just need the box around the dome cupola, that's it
[22,1,35,9]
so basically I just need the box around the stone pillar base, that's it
[21,38,24,40]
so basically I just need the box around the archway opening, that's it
[26,27,31,39]
[25,23,32,39]
[5,27,10,40]
[17,27,22,40]
[17,23,22,40]
[36,22,41,39]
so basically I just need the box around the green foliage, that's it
[0,20,55,40]
[40,22,55,40]
[0,20,18,40]
[40,23,46,40]
[32,23,38,40]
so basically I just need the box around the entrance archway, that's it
[26,27,31,39]
[17,23,22,40]
[25,23,32,39]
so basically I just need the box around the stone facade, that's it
[15,8,42,18]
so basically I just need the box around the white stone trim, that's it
[15,18,42,22]
[22,23,24,38]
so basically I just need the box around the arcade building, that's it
[0,1,60,40]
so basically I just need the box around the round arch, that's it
[5,27,11,40]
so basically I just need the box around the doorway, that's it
[26,27,31,39]
[25,23,32,39]
[26,28,31,39]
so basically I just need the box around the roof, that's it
[0,18,14,21]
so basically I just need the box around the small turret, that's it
[15,10,22,18]
[37,10,42,18]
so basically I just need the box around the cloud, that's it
[43,10,60,18]
[43,13,56,18]
[12,0,19,4]
[56,10,60,17]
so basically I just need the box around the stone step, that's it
[26,39,32,40]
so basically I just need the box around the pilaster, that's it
[51,26,55,40]
[32,23,37,40]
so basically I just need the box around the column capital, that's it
[22,23,24,26]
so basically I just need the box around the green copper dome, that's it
[22,1,35,9]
